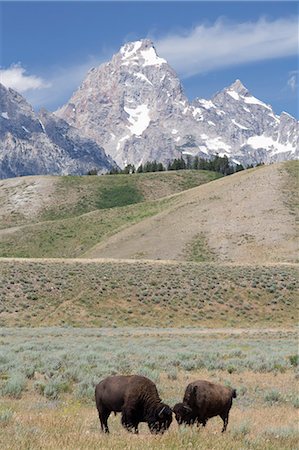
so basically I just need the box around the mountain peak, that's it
[120,38,154,54]
[119,39,167,67]
[228,79,248,95]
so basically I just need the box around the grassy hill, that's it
[0,170,221,229]
[0,161,297,328]
[0,162,297,262]
[0,258,297,327]
[0,170,221,258]
[83,161,299,263]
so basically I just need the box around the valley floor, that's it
[0,328,298,450]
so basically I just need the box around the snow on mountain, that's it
[55,39,191,167]
[189,79,298,165]
[0,83,116,179]
[1,39,297,178]
[56,41,298,168]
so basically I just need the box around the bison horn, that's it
[158,406,166,417]
[183,405,192,412]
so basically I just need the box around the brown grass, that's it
[0,259,297,327]
[84,162,298,263]
[1,369,298,450]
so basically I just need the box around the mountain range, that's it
[0,39,298,178]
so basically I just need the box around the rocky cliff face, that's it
[56,39,298,168]
[1,39,298,178]
[56,39,190,168]
[0,83,115,179]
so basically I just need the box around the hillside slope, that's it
[0,170,220,229]
[0,162,297,263]
[0,170,220,257]
[0,259,297,327]
[84,161,298,264]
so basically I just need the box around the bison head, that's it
[173,402,194,425]
[148,403,172,434]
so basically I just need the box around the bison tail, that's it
[232,389,237,398]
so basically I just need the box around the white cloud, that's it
[0,64,51,92]
[287,71,298,92]
[2,16,297,110]
[0,55,107,110]
[25,57,103,109]
[155,16,299,78]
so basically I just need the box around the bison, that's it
[95,374,172,434]
[173,380,237,432]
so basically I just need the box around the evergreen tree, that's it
[186,155,192,169]
[87,168,98,175]
[193,156,199,170]
[108,167,120,175]
[123,164,135,174]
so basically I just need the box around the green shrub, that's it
[288,354,298,367]
[264,389,282,405]
[167,367,178,380]
[0,408,13,425]
[137,367,160,383]
[75,379,96,402]
[34,381,46,396]
[291,396,299,408]
[44,378,71,400]
[231,421,251,437]
[23,366,35,379]
[2,374,26,399]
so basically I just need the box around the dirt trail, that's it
[82,164,297,263]
[0,257,297,266]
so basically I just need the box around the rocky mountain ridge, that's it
[0,83,115,179]
[1,39,298,179]
[56,39,298,168]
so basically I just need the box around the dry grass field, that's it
[0,162,298,449]
[0,328,298,450]
[0,259,297,327]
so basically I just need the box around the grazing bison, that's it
[173,380,237,432]
[95,375,172,434]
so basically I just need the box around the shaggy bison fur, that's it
[95,375,172,434]
[173,380,237,432]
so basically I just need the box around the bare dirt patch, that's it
[0,176,58,228]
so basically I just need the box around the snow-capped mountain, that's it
[56,39,190,168]
[56,39,298,168]
[1,39,298,178]
[0,83,115,179]
[191,79,298,166]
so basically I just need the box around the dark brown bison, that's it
[95,375,172,434]
[173,380,237,432]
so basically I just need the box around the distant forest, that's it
[87,154,264,177]
[106,154,246,176]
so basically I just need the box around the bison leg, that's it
[194,416,207,428]
[121,409,139,433]
[98,408,110,433]
[220,413,229,433]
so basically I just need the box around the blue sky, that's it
[0,1,298,117]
